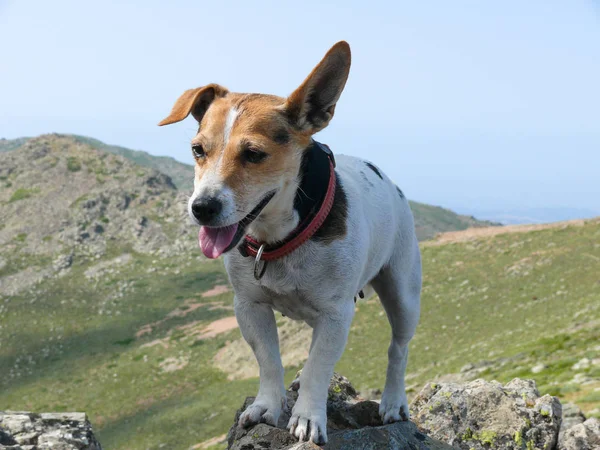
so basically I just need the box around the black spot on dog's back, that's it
[360,171,374,188]
[313,173,348,244]
[396,186,405,199]
[365,161,383,179]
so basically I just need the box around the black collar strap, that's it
[239,140,336,260]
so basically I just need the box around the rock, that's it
[226,373,453,450]
[460,363,475,373]
[558,418,600,449]
[559,402,587,443]
[0,411,102,449]
[572,358,591,371]
[52,252,73,272]
[410,378,561,450]
[531,363,546,374]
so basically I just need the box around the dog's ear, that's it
[158,84,229,126]
[284,41,351,134]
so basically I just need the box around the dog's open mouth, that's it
[198,191,276,259]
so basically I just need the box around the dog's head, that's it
[159,41,351,258]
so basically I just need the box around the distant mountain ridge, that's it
[0,134,497,240]
[1,135,194,191]
[457,207,600,225]
[0,137,30,153]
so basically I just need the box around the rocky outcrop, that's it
[411,378,562,449]
[2,375,598,450]
[558,417,600,450]
[225,373,600,450]
[227,373,452,449]
[0,411,101,449]
[558,402,587,444]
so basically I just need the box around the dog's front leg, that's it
[235,297,286,428]
[288,300,355,443]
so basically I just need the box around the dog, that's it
[158,41,421,444]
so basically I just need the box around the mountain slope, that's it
[0,135,194,190]
[70,135,195,191]
[0,134,497,240]
[0,134,194,295]
[409,200,499,240]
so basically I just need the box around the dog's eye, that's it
[191,144,205,159]
[242,148,268,164]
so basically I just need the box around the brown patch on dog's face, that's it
[191,93,311,217]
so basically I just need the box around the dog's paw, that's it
[379,391,410,424]
[287,404,327,443]
[238,397,284,428]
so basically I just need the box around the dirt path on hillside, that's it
[425,218,598,246]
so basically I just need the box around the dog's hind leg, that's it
[370,239,421,424]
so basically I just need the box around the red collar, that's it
[239,142,337,262]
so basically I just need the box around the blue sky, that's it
[1,0,599,214]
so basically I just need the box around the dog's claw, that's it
[238,400,282,428]
[288,415,297,433]
[287,410,327,444]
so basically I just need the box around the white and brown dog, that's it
[159,41,421,444]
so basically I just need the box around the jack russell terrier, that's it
[159,41,421,444]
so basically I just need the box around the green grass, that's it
[0,218,598,449]
[0,250,247,449]
[9,187,40,202]
[338,220,600,408]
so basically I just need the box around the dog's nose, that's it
[191,197,223,223]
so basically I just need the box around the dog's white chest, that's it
[257,264,323,323]
[260,287,321,323]
[226,252,326,324]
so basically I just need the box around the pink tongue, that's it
[198,224,239,259]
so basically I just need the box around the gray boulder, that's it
[410,378,562,450]
[558,417,600,450]
[558,402,587,444]
[0,411,101,450]
[227,372,454,449]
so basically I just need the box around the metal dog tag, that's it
[254,244,268,280]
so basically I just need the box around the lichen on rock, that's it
[410,378,562,450]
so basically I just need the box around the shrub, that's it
[66,157,82,172]
[9,188,39,202]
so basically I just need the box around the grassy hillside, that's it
[1,201,598,449]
